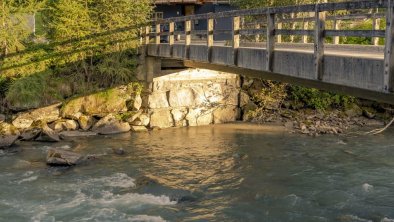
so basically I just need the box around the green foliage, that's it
[288,85,355,110]
[1,0,152,110]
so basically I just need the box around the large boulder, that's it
[61,86,133,118]
[92,114,131,135]
[168,88,195,107]
[213,106,240,124]
[78,115,95,131]
[150,109,174,129]
[148,92,169,109]
[46,149,83,166]
[36,124,61,142]
[171,108,188,127]
[50,119,79,132]
[186,108,213,126]
[131,113,150,126]
[20,127,41,141]
[12,103,61,129]
[0,122,20,147]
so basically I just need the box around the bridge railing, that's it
[142,0,394,93]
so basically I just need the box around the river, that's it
[1,124,394,222]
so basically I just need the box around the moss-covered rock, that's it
[61,86,134,118]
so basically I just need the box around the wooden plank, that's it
[155,1,386,24]
[185,20,191,59]
[239,29,267,36]
[384,0,394,92]
[233,16,240,65]
[207,18,214,62]
[276,29,314,36]
[266,12,275,72]
[325,30,385,38]
[314,7,326,81]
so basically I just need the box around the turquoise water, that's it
[1,124,394,222]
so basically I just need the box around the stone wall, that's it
[146,69,242,129]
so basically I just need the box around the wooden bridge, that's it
[141,0,394,104]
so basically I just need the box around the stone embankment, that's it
[0,69,249,148]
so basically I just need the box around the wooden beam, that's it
[233,16,240,65]
[384,0,394,92]
[266,12,275,72]
[207,18,214,62]
[314,6,326,81]
[277,22,282,43]
[185,20,192,59]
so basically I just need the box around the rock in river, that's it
[36,124,61,142]
[92,114,131,135]
[0,122,20,148]
[46,148,83,166]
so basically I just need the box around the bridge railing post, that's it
[169,22,175,56]
[144,26,150,45]
[185,20,191,59]
[384,0,394,92]
[266,11,275,72]
[314,3,326,81]
[233,16,240,66]
[155,23,161,45]
[207,18,214,62]
[333,18,340,45]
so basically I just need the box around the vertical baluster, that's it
[145,26,150,45]
[372,10,381,46]
[302,20,308,43]
[155,23,161,45]
[384,0,394,92]
[266,12,275,72]
[333,19,340,45]
[233,16,240,66]
[169,22,175,56]
[185,20,191,59]
[314,4,326,81]
[207,18,214,62]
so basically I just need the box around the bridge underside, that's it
[143,44,394,105]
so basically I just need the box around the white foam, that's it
[18,176,38,184]
[130,215,167,222]
[96,191,176,207]
[95,173,136,188]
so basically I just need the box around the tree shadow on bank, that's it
[0,25,147,113]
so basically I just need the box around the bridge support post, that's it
[384,0,394,92]
[233,16,240,66]
[372,10,380,46]
[185,20,192,60]
[207,18,214,62]
[266,12,275,72]
[314,5,326,81]
[277,21,282,43]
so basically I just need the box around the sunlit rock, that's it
[12,103,61,129]
[148,92,169,109]
[0,122,20,147]
[131,126,148,132]
[171,108,188,127]
[186,108,213,126]
[213,106,240,124]
[92,114,131,135]
[46,148,83,166]
[150,109,174,128]
[36,124,61,142]
[131,113,150,126]
[169,88,195,107]
[78,115,95,131]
